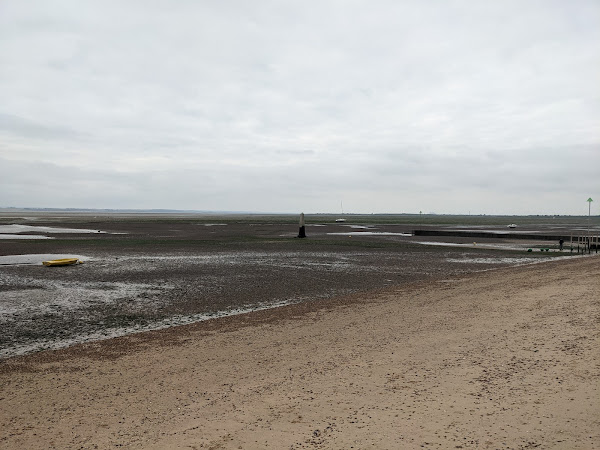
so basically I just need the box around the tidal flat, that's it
[0,212,593,359]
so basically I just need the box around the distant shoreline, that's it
[1,207,598,218]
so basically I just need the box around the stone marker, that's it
[298,212,306,238]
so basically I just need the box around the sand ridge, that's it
[1,256,599,449]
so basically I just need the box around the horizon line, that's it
[0,207,596,217]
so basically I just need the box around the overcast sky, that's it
[1,1,598,215]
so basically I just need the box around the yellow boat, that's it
[42,258,80,267]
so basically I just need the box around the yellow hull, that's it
[42,258,80,267]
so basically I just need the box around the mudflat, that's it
[1,255,598,449]
[2,216,575,359]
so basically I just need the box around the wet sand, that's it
[1,255,598,449]
[2,217,571,360]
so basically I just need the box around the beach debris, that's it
[42,258,81,267]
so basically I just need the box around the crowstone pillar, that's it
[298,212,306,238]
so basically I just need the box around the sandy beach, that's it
[1,255,598,449]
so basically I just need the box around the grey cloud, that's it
[0,113,87,140]
[0,0,598,214]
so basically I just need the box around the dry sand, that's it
[1,256,599,449]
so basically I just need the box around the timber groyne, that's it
[413,229,598,252]
[413,229,568,241]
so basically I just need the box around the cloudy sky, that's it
[1,1,598,215]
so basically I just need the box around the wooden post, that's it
[586,236,590,254]
[297,212,306,238]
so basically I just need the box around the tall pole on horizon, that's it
[588,198,593,251]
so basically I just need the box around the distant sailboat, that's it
[336,201,346,222]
